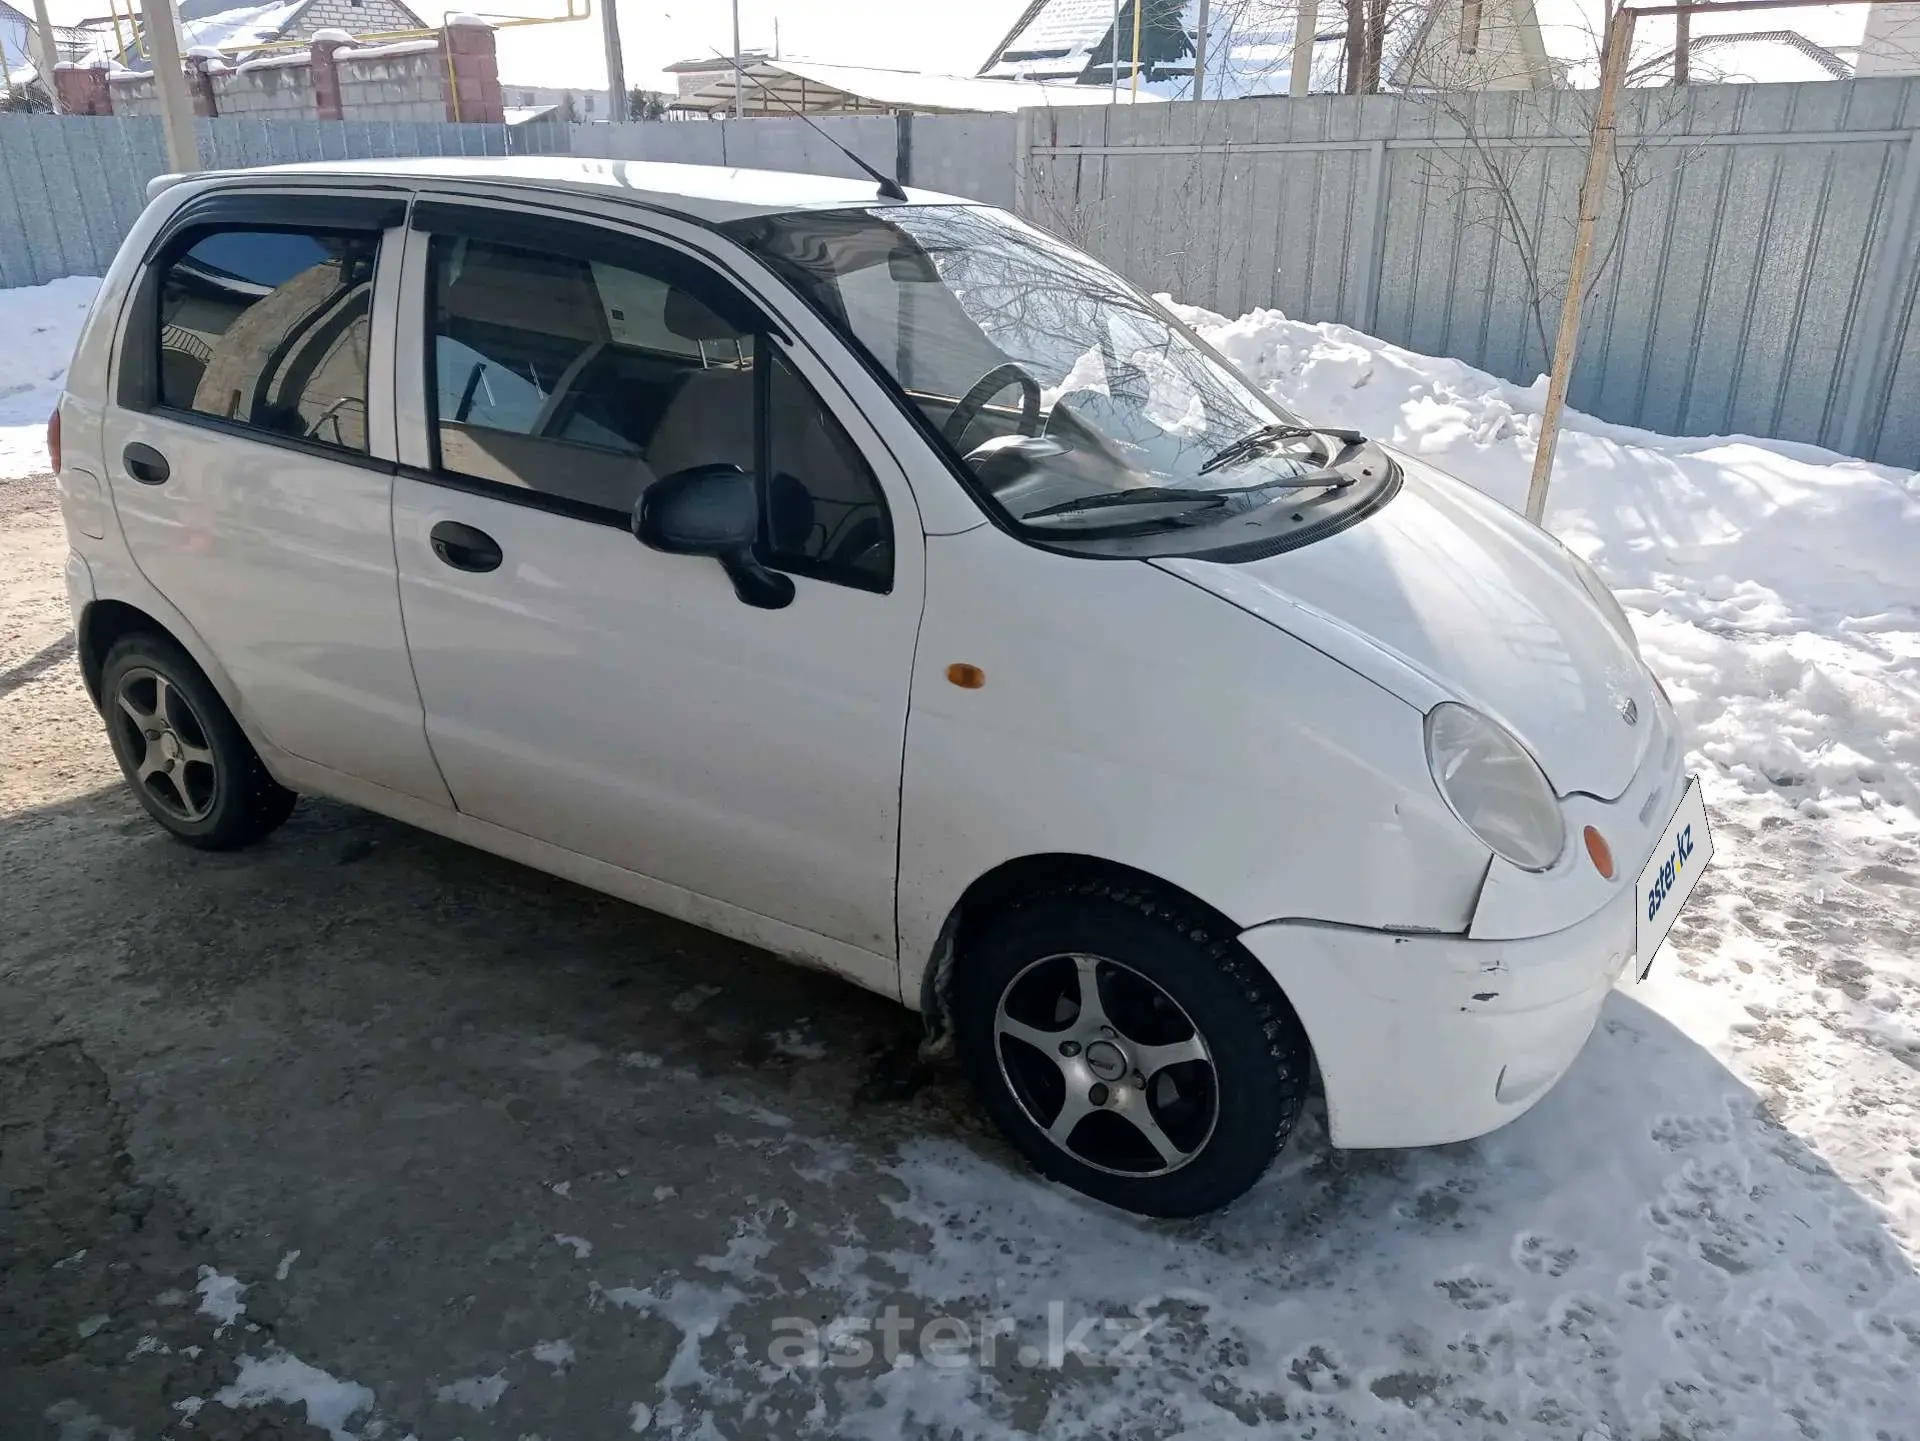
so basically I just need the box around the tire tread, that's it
[957,876,1311,1216]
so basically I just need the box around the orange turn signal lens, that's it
[946,663,986,690]
[1583,825,1614,880]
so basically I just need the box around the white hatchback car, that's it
[54,158,1709,1217]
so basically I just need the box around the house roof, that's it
[979,0,1421,98]
[1,0,106,77]
[1629,27,1854,83]
[177,0,313,53]
[1531,0,1876,86]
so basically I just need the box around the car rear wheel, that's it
[953,880,1310,1217]
[101,634,296,850]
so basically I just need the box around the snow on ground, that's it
[0,277,98,481]
[788,304,1920,1439]
[4,272,1917,1436]
[212,1351,376,1441]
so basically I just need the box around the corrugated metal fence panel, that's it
[1021,81,1920,466]
[905,114,1016,205]
[0,115,567,288]
[570,116,896,182]
[567,115,1013,203]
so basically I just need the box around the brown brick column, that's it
[440,18,502,124]
[183,53,220,117]
[310,35,352,120]
[54,63,114,116]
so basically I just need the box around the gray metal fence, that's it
[565,113,1017,206]
[0,114,570,287]
[5,88,1916,463]
[1020,80,1920,466]
[0,110,1011,292]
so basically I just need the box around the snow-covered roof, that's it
[979,1,1419,98]
[1537,1,1877,86]
[670,56,1166,114]
[178,0,311,54]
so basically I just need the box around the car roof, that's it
[183,156,970,224]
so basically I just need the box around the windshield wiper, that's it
[1198,422,1366,476]
[1021,467,1355,522]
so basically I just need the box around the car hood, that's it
[1153,450,1653,800]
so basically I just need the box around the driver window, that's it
[426,233,754,513]
[157,226,376,453]
[762,350,892,592]
[424,226,892,592]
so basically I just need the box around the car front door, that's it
[103,194,452,806]
[388,202,924,994]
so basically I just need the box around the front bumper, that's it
[1239,882,1636,1149]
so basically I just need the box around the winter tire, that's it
[953,879,1311,1218]
[101,633,297,850]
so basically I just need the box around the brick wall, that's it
[210,57,318,117]
[280,0,421,48]
[336,42,446,122]
[83,19,500,123]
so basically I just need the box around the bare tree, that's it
[1397,8,1711,374]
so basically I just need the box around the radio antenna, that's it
[705,49,909,202]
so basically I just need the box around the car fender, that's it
[897,525,1491,1006]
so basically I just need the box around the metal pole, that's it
[138,0,197,173]
[1192,0,1209,100]
[106,0,130,66]
[1290,0,1317,96]
[1129,0,1143,96]
[1524,4,1633,524]
[1111,0,1120,100]
[731,0,742,119]
[30,0,61,111]
[1673,8,1690,83]
[601,0,625,121]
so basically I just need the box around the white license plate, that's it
[1635,775,1712,979]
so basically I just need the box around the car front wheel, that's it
[954,880,1311,1218]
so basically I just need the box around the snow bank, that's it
[0,276,99,481]
[1172,297,1920,835]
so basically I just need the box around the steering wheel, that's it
[944,363,1042,449]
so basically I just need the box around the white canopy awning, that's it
[670,56,1165,115]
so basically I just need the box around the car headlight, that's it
[1425,703,1566,871]
[1567,551,1638,655]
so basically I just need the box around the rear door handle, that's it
[123,443,170,485]
[429,520,503,573]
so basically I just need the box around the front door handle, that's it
[123,443,170,485]
[429,520,503,573]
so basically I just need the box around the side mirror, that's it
[633,464,795,610]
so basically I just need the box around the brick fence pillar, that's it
[183,52,220,117]
[310,32,354,120]
[440,17,502,124]
[54,62,114,116]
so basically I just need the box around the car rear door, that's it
[387,200,925,994]
[103,190,451,807]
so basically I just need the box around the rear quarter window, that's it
[155,226,378,454]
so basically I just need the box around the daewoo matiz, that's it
[52,158,1710,1216]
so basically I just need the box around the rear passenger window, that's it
[156,228,377,453]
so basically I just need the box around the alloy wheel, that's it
[112,666,219,824]
[993,952,1220,1177]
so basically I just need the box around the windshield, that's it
[725,205,1368,537]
